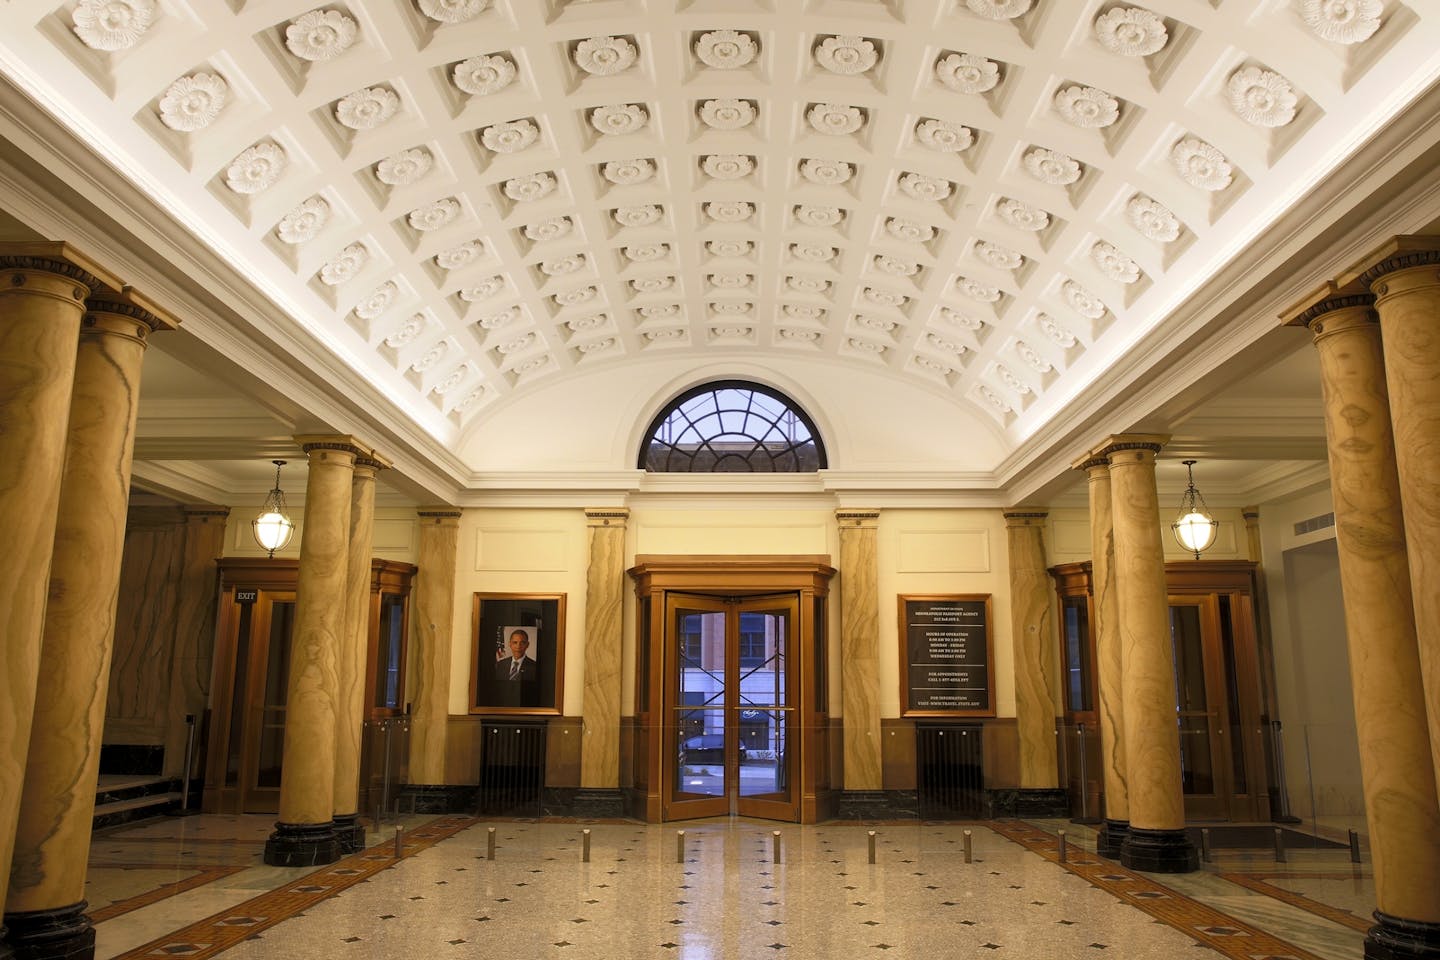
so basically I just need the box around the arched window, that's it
[639,381,827,472]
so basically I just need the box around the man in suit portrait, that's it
[493,627,538,706]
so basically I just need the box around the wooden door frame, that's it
[627,555,835,823]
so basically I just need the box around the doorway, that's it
[665,593,797,821]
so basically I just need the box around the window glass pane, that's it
[1062,600,1092,713]
[639,381,826,472]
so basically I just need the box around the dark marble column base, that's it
[540,787,626,819]
[1366,911,1440,959]
[333,813,366,854]
[2,901,94,960]
[263,820,341,867]
[1120,825,1199,874]
[985,787,1070,818]
[397,784,477,814]
[1,921,11,960]
[1095,819,1129,859]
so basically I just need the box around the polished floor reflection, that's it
[85,813,1371,960]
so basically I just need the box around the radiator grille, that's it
[478,720,546,817]
[916,724,984,819]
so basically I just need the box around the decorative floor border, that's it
[89,865,248,924]
[1220,871,1373,933]
[990,821,1329,960]
[109,816,478,960]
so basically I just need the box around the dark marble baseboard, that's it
[833,790,920,821]
[99,744,164,776]
[985,787,1070,819]
[541,788,628,819]
[396,784,476,815]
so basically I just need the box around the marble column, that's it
[1003,512,1066,816]
[1360,239,1440,812]
[1242,507,1262,563]
[408,509,461,788]
[162,508,230,781]
[0,245,115,960]
[836,509,882,791]
[263,437,361,868]
[582,509,629,790]
[1103,436,1198,874]
[5,290,178,960]
[333,453,386,853]
[1287,287,1440,959]
[1077,454,1129,859]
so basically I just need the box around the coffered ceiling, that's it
[1,0,1439,495]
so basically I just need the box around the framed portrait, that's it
[898,594,995,718]
[469,593,566,715]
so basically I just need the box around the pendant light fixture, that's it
[1171,459,1218,560]
[252,459,295,558]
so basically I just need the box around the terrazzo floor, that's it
[81,814,1372,960]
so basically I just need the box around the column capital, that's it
[1280,279,1376,330]
[86,287,180,334]
[1072,452,1110,472]
[585,507,630,528]
[294,435,370,459]
[354,450,392,473]
[1343,235,1440,289]
[835,508,880,529]
[0,240,121,295]
[182,506,230,520]
[1003,510,1048,526]
[1241,505,1260,521]
[417,506,462,522]
[1096,434,1169,459]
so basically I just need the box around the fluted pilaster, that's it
[409,508,461,787]
[582,509,629,788]
[837,509,882,790]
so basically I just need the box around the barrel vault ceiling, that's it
[2,0,1439,503]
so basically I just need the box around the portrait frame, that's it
[469,592,566,715]
[897,593,995,718]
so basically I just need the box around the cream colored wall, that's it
[1048,505,1251,566]
[877,509,1020,719]
[220,504,419,563]
[445,508,589,715]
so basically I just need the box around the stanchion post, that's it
[1349,829,1361,864]
[486,826,496,861]
[394,825,404,859]
[963,829,973,864]
[1273,827,1286,863]
[676,830,685,864]
[180,714,197,812]
[868,830,876,865]
[1200,827,1212,863]
[582,829,591,863]
[1058,830,1068,863]
[772,830,781,864]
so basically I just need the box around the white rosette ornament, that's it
[276,196,331,245]
[886,218,935,244]
[73,0,156,51]
[353,281,397,320]
[1062,279,1107,318]
[613,204,663,228]
[701,154,754,180]
[481,119,539,154]
[503,173,557,203]
[336,87,399,131]
[453,55,516,96]
[798,159,853,186]
[996,199,1050,232]
[698,99,755,131]
[1091,242,1141,283]
[602,158,655,185]
[974,241,1023,271]
[814,35,878,75]
[407,198,460,232]
[590,103,649,136]
[319,243,368,285]
[159,73,228,132]
[707,240,752,258]
[915,119,974,153]
[1094,7,1169,56]
[935,53,999,94]
[225,142,286,194]
[1171,138,1233,191]
[898,173,953,203]
[1023,147,1081,185]
[704,201,754,223]
[1227,66,1298,127]
[1127,196,1180,242]
[419,0,488,24]
[435,241,483,271]
[807,103,865,136]
[523,217,572,243]
[795,205,845,228]
[694,29,757,69]
[1054,85,1120,128]
[1302,0,1381,43]
[285,9,357,62]
[376,148,432,186]
[573,36,637,76]
[966,0,1032,19]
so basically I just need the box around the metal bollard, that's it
[963,829,973,864]
[582,829,591,863]
[1273,827,1286,863]
[180,715,197,812]
[394,825,404,859]
[772,830,781,864]
[676,830,685,864]
[1200,828,1212,863]
[486,826,496,861]
[1058,830,1067,863]
[868,830,876,865]
[1349,829,1361,864]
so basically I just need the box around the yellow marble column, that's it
[6,290,177,957]
[582,509,629,789]
[1357,238,1440,808]
[409,508,461,787]
[1285,287,1440,953]
[0,245,115,956]
[1076,454,1129,858]
[263,437,361,867]
[1003,512,1066,815]
[1103,436,1198,873]
[333,452,386,853]
[836,509,882,791]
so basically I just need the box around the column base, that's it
[263,820,341,867]
[1119,826,1199,874]
[2,902,94,960]
[1365,911,1440,959]
[1,922,10,960]
[1095,819,1129,859]
[333,813,366,855]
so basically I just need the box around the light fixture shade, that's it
[252,460,295,557]
[1172,510,1218,555]
[252,510,295,554]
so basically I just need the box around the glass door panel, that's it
[734,600,796,818]
[241,594,294,814]
[1170,597,1231,820]
[665,598,729,819]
